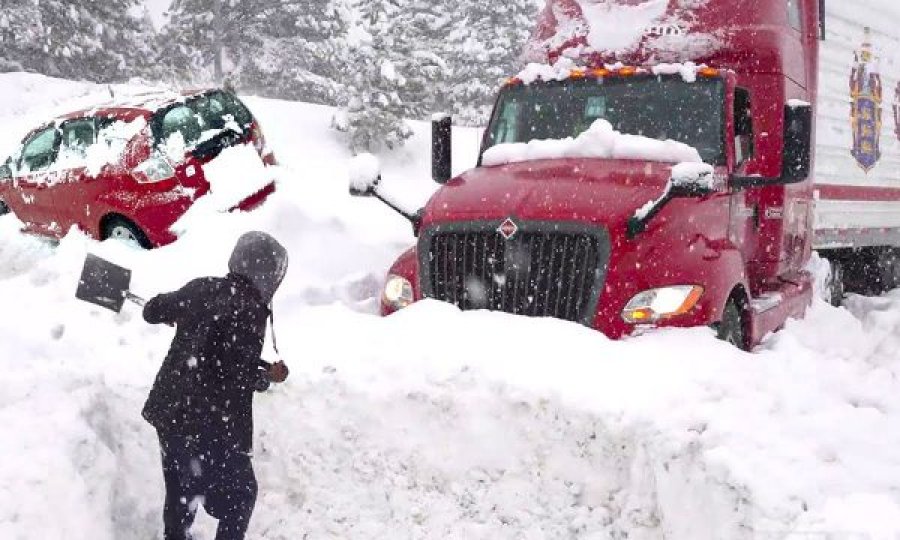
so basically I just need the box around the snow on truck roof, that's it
[525,0,799,75]
[510,58,720,85]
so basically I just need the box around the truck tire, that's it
[880,248,900,292]
[102,216,152,249]
[825,258,845,307]
[0,199,9,216]
[843,248,879,295]
[717,298,747,351]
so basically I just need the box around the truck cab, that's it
[356,0,823,349]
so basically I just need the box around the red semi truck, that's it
[352,0,900,349]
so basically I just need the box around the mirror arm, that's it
[627,192,674,239]
[731,175,794,189]
[372,190,423,236]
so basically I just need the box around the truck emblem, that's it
[498,218,519,240]
[849,27,883,173]
[644,23,685,39]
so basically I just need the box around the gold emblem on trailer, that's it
[849,27,883,173]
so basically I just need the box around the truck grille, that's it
[421,223,609,324]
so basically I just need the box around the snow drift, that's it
[2,73,900,539]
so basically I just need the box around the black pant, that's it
[158,432,258,540]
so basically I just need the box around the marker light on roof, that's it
[569,68,587,79]
[617,66,638,76]
[698,67,721,77]
[591,68,610,78]
[504,77,522,87]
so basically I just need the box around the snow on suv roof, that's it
[56,87,218,122]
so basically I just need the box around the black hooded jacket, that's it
[142,232,288,454]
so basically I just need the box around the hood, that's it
[423,158,678,227]
[228,231,289,304]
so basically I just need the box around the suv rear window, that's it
[152,91,254,151]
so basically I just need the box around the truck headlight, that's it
[383,274,414,310]
[622,285,704,324]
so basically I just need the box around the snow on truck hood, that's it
[442,119,705,227]
[481,118,702,167]
[425,156,684,226]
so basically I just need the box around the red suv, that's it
[0,88,276,248]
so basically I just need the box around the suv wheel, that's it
[102,217,152,249]
[716,298,747,351]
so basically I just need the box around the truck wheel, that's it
[881,248,900,292]
[0,199,9,216]
[825,258,845,307]
[102,217,152,249]
[717,298,747,351]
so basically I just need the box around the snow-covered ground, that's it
[2,73,900,539]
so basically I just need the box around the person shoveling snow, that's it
[140,231,290,540]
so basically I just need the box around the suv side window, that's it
[786,0,802,30]
[217,91,253,127]
[160,105,202,149]
[152,91,256,153]
[60,118,97,161]
[20,127,60,173]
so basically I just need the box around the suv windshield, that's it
[484,76,725,164]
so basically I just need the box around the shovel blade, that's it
[76,254,132,313]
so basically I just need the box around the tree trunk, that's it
[213,1,224,82]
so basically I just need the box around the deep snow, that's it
[2,73,900,539]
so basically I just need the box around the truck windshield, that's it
[484,76,725,164]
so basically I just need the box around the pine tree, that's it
[439,0,537,125]
[0,0,151,82]
[237,0,351,104]
[160,0,269,84]
[392,0,450,119]
[0,0,43,72]
[335,0,412,152]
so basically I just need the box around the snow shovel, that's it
[75,254,146,313]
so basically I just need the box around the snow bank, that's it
[2,73,900,540]
[482,118,702,167]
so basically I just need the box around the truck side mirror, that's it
[733,87,754,168]
[348,153,382,197]
[347,153,423,236]
[819,0,826,40]
[628,163,715,238]
[782,102,812,183]
[669,163,716,198]
[432,114,452,184]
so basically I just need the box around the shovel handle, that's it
[126,292,174,328]
[125,291,146,307]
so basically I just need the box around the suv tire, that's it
[102,217,152,249]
